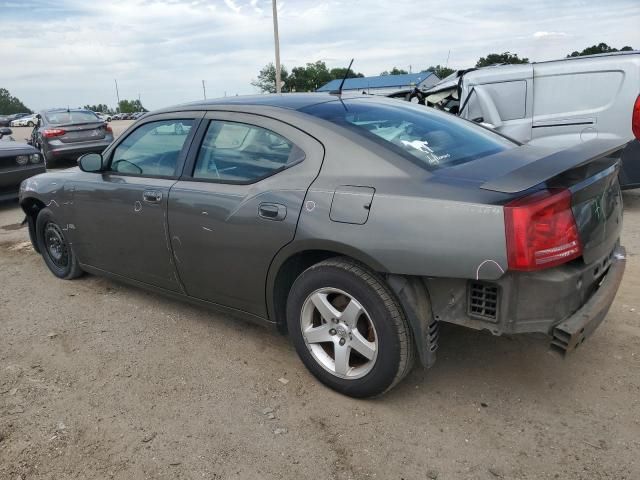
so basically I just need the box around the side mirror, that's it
[0,127,12,138]
[78,153,103,172]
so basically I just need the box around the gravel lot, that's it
[1,125,639,479]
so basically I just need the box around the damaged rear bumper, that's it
[550,246,626,355]
[421,244,626,357]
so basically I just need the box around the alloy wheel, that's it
[300,288,378,379]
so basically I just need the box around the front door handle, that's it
[258,203,286,221]
[143,190,162,203]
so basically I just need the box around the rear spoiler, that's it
[480,139,626,194]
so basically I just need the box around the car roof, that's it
[171,93,339,112]
[41,108,93,113]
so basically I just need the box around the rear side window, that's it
[44,110,100,125]
[302,99,514,170]
[110,119,194,177]
[192,120,304,183]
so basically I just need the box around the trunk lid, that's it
[57,122,107,144]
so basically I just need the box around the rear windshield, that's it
[44,110,100,125]
[301,99,514,170]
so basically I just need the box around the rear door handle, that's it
[258,203,286,221]
[143,190,162,203]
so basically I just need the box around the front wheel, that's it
[27,121,34,127]
[36,208,83,280]
[287,257,415,398]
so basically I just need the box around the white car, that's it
[10,114,38,127]
[94,112,112,122]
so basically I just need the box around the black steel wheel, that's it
[35,208,83,279]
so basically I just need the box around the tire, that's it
[35,208,83,280]
[287,257,415,398]
[27,121,34,127]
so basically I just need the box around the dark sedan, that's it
[0,127,45,200]
[32,109,114,167]
[19,94,626,397]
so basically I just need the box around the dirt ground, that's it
[1,176,639,478]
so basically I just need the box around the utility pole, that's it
[272,0,282,94]
[114,79,120,112]
[202,80,207,100]
[445,50,451,68]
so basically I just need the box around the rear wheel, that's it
[27,121,34,127]
[287,257,414,398]
[36,208,83,279]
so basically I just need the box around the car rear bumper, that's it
[424,243,625,345]
[550,246,625,354]
[46,140,111,159]
[0,164,46,200]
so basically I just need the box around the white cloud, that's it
[1,0,639,111]
[533,31,569,39]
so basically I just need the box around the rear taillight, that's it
[504,189,582,271]
[632,94,640,140]
[105,123,113,133]
[42,128,65,138]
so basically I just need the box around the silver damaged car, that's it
[19,94,626,397]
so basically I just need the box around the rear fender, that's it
[386,275,438,368]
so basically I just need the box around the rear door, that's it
[168,111,324,317]
[72,114,202,291]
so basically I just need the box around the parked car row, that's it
[0,112,32,127]
[9,113,39,127]
[112,112,146,120]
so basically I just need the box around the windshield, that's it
[44,110,100,125]
[301,98,514,170]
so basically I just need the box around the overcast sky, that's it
[1,0,638,111]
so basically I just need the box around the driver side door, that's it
[71,113,202,291]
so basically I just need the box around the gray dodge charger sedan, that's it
[19,94,626,397]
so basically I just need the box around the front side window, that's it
[110,119,194,177]
[193,120,304,183]
[301,98,515,170]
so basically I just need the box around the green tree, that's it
[423,65,455,79]
[118,99,147,113]
[476,52,529,68]
[380,67,409,76]
[83,103,112,113]
[251,63,290,93]
[252,61,365,93]
[288,61,333,92]
[0,88,32,115]
[329,67,364,80]
[567,43,634,57]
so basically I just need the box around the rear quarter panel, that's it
[287,120,509,280]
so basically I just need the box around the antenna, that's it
[330,58,354,95]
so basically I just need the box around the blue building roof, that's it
[316,72,436,92]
